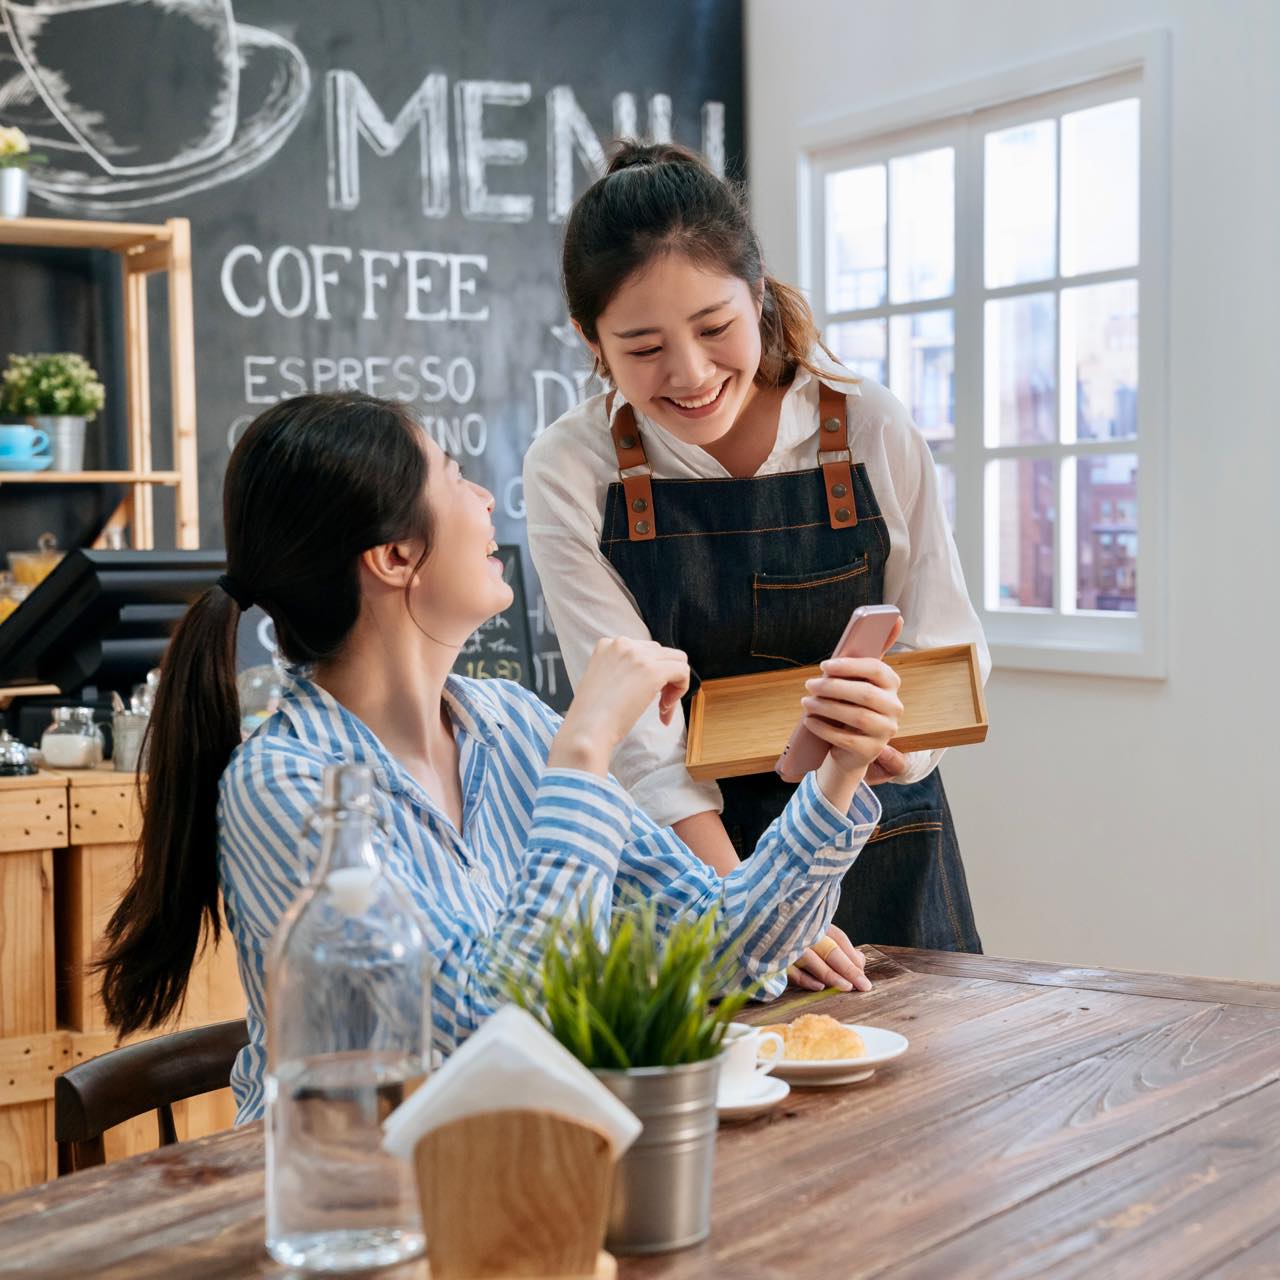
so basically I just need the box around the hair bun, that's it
[606,139,704,177]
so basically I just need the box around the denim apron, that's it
[599,386,981,952]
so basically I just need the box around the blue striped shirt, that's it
[217,674,880,1122]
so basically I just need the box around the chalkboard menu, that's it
[1,0,744,710]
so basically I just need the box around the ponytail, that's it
[758,275,851,389]
[98,586,241,1034]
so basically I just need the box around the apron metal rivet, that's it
[631,498,648,512]
[620,434,637,450]
[822,417,841,433]
[831,483,848,498]
[835,507,851,522]
[634,520,650,535]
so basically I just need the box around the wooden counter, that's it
[0,768,244,1190]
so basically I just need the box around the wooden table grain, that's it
[1,947,1277,1280]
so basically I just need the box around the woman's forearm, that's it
[815,756,870,817]
[672,810,741,876]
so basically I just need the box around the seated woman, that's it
[97,392,903,1122]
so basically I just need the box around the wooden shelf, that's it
[0,217,170,252]
[0,470,181,485]
[1,216,199,548]
[0,685,61,710]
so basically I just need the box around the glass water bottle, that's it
[265,764,432,1272]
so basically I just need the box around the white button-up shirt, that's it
[524,356,989,829]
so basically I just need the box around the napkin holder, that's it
[413,1108,618,1280]
[686,642,988,782]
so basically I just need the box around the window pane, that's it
[890,310,954,445]
[826,165,886,311]
[1076,452,1137,612]
[985,293,1055,445]
[889,147,954,303]
[989,458,1055,610]
[985,119,1056,287]
[1061,98,1139,277]
[827,319,885,384]
[1064,279,1138,441]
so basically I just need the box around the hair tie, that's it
[217,573,255,611]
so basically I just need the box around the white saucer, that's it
[732,1022,910,1088]
[717,1073,790,1121]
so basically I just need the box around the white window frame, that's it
[798,33,1170,679]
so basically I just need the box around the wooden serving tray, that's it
[685,643,988,781]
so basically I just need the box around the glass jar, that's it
[265,764,432,1273]
[8,532,63,590]
[111,709,149,773]
[0,571,28,626]
[0,730,35,777]
[40,706,104,769]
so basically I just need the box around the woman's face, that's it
[586,252,764,446]
[410,435,513,638]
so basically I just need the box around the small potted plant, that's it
[0,126,45,219]
[510,900,757,1255]
[1,352,105,472]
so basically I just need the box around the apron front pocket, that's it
[749,554,874,666]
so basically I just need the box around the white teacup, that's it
[719,1025,785,1098]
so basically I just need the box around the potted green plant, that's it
[1,352,106,472]
[0,127,45,219]
[510,901,757,1255]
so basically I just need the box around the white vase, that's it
[0,169,28,219]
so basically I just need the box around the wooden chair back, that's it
[55,1018,249,1172]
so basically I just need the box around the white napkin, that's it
[382,1004,642,1160]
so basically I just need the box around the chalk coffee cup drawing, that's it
[2,0,240,175]
[0,0,309,212]
[718,1025,784,1098]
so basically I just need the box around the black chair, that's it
[55,1019,249,1172]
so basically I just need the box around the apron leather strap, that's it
[608,399,656,542]
[817,386,857,529]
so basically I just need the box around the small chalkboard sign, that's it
[452,545,534,689]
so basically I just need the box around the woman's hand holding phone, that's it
[802,611,905,815]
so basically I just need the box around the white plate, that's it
[717,1073,790,1121]
[731,1022,910,1088]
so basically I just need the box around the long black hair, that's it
[562,139,850,388]
[98,392,433,1035]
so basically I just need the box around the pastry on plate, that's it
[758,1014,867,1061]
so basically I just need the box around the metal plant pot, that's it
[31,416,86,471]
[593,1056,722,1255]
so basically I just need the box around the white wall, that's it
[746,0,1280,981]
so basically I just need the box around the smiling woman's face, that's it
[587,251,765,446]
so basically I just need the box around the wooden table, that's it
[1,947,1277,1279]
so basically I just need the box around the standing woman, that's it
[525,141,989,984]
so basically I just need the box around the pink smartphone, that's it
[774,604,902,783]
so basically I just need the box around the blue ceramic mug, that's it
[0,425,52,459]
